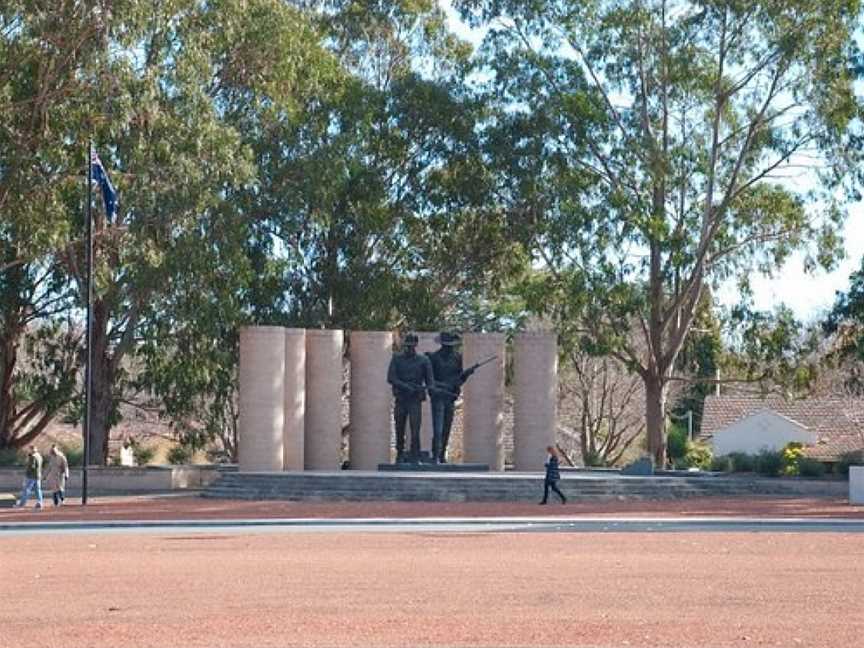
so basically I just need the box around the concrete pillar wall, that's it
[238,326,285,472]
[304,329,345,470]
[282,328,306,471]
[349,331,394,470]
[462,333,506,470]
[513,332,558,471]
[416,331,438,453]
[851,466,864,505]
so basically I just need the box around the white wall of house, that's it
[712,410,816,456]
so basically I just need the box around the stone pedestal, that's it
[462,333,506,471]
[283,328,306,471]
[349,331,394,470]
[851,466,864,505]
[416,331,438,453]
[238,326,285,471]
[513,332,558,471]
[305,329,344,470]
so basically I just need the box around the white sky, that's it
[440,0,864,323]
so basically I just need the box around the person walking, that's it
[15,445,44,510]
[539,445,567,505]
[44,444,70,507]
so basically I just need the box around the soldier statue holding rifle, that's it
[387,333,435,462]
[426,332,496,464]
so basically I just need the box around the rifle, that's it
[463,354,498,376]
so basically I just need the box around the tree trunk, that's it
[645,373,668,467]
[85,300,113,465]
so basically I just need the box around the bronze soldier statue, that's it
[387,333,434,462]
[426,332,474,464]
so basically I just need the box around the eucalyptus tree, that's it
[458,0,863,463]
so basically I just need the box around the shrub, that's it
[60,442,84,467]
[797,458,826,478]
[684,442,712,470]
[728,452,755,472]
[167,445,193,465]
[782,442,806,476]
[667,425,688,461]
[0,448,24,466]
[755,449,784,477]
[710,455,733,472]
[133,444,156,466]
[835,451,864,477]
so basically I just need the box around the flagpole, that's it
[83,140,93,506]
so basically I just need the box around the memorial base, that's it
[378,462,490,472]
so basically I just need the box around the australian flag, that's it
[90,149,118,221]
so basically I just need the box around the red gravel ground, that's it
[1,495,863,522]
[2,530,863,647]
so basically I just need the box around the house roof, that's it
[700,396,864,461]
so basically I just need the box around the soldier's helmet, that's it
[403,333,419,347]
[437,331,460,346]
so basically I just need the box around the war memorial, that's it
[234,326,559,493]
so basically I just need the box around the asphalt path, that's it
[3,515,864,536]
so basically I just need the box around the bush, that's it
[60,442,84,467]
[835,451,864,477]
[166,445,193,465]
[132,444,156,466]
[710,455,733,472]
[0,448,24,466]
[667,425,688,461]
[684,442,712,470]
[728,452,755,472]
[782,442,806,476]
[755,449,784,477]
[797,458,826,478]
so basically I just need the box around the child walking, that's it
[540,445,567,505]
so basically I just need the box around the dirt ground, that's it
[1,495,863,523]
[2,529,863,648]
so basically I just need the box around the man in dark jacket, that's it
[14,445,44,509]
[426,332,474,463]
[387,333,434,462]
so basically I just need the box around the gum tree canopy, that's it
[459,0,864,463]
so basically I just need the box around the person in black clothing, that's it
[540,445,567,504]
[426,331,474,463]
[387,333,435,462]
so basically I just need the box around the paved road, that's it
[3,515,864,535]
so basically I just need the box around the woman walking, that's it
[45,444,70,507]
[539,445,567,505]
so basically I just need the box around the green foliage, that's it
[755,450,784,477]
[0,448,24,466]
[835,451,864,477]
[683,442,713,471]
[667,425,689,462]
[166,445,193,466]
[798,458,827,479]
[710,455,734,473]
[728,452,756,473]
[782,442,806,476]
[60,442,84,468]
[132,444,156,466]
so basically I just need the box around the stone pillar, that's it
[349,331,394,470]
[416,331,438,453]
[513,332,558,471]
[462,333,506,470]
[283,328,306,471]
[238,326,285,471]
[305,329,344,470]
[851,466,864,505]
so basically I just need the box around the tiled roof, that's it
[700,396,864,461]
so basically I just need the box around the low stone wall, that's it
[0,465,233,493]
